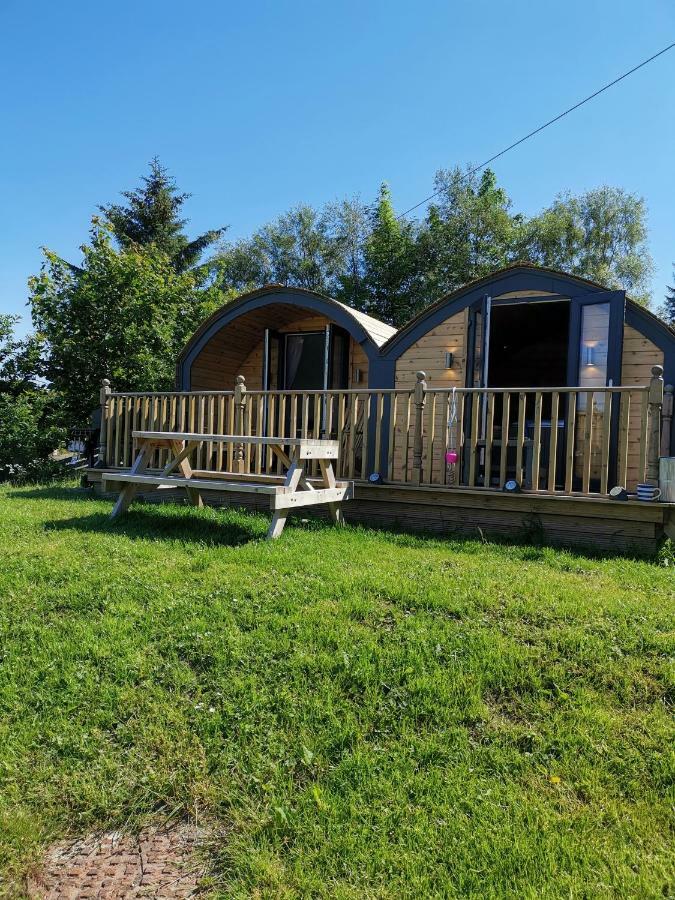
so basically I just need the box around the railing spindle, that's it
[499,392,510,488]
[424,391,436,484]
[484,392,495,489]
[468,392,480,487]
[403,392,412,482]
[547,392,559,493]
[600,391,612,495]
[617,392,630,488]
[347,393,357,479]
[455,388,465,486]
[255,395,264,473]
[387,393,398,481]
[581,391,594,494]
[217,396,225,471]
[531,391,542,491]
[564,393,577,493]
[360,392,369,480]
[113,397,121,466]
[515,392,526,486]
[374,392,384,477]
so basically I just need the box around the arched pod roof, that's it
[176,284,397,388]
[377,263,674,385]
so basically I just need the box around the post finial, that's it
[98,379,112,467]
[233,375,247,472]
[651,364,664,378]
[412,372,427,485]
[99,378,112,406]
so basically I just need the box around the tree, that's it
[416,168,524,303]
[325,198,370,309]
[100,158,226,272]
[662,268,675,326]
[0,315,43,395]
[523,187,653,305]
[360,183,420,325]
[0,316,62,480]
[212,199,371,303]
[29,219,221,425]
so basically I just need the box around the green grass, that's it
[0,484,673,898]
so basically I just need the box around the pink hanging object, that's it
[445,450,458,465]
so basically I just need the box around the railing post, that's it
[647,365,664,485]
[97,378,111,467]
[234,374,247,474]
[412,371,427,485]
[661,382,673,457]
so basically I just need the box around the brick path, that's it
[26,824,206,899]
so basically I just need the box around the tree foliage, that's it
[662,268,675,326]
[418,168,525,300]
[523,187,653,304]
[15,158,659,464]
[0,315,43,396]
[212,201,370,300]
[0,316,63,479]
[359,183,419,324]
[212,169,654,326]
[100,158,226,272]
[29,220,221,425]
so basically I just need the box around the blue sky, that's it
[1,0,674,335]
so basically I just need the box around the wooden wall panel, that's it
[350,340,369,388]
[392,309,468,483]
[394,309,468,389]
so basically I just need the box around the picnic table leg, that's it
[265,446,308,539]
[267,509,289,539]
[110,443,150,519]
[318,458,345,526]
[170,440,203,508]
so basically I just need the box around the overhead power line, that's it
[396,41,675,221]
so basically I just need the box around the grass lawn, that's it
[0,483,673,898]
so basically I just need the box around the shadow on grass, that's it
[350,516,660,563]
[43,504,266,547]
[10,483,662,562]
[6,484,96,502]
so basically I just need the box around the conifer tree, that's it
[100,158,225,272]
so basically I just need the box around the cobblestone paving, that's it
[26,824,206,899]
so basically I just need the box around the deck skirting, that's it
[87,469,674,554]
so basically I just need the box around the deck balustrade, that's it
[98,366,669,497]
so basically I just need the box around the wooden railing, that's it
[98,365,668,496]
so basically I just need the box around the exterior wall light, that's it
[354,367,362,383]
[445,351,454,369]
[583,345,595,367]
[503,479,521,493]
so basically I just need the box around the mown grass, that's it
[0,483,673,898]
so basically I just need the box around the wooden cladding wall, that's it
[394,308,468,389]
[392,309,468,481]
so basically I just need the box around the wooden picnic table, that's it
[102,431,352,539]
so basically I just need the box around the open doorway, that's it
[482,300,571,488]
[488,301,570,391]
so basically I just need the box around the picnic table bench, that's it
[102,431,353,539]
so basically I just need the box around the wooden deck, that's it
[88,367,673,553]
[87,468,674,554]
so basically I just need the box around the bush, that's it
[0,391,65,483]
